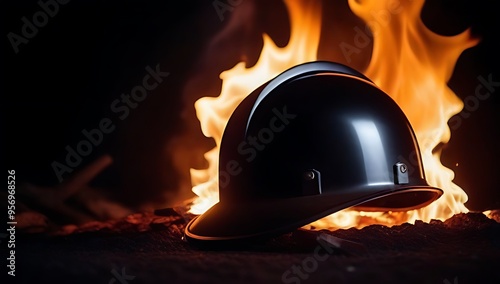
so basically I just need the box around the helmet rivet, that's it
[304,171,315,180]
[400,164,407,173]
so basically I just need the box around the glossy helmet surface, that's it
[185,61,442,245]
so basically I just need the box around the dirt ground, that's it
[13,211,500,284]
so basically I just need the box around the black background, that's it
[2,0,499,214]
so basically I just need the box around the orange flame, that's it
[188,0,479,229]
[189,0,322,214]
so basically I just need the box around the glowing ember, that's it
[188,0,479,229]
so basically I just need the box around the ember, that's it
[17,211,500,283]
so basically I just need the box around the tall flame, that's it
[189,0,322,214]
[189,0,478,229]
[353,0,478,221]
[307,0,479,229]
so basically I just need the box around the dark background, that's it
[2,0,499,218]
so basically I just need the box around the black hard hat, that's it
[185,61,443,245]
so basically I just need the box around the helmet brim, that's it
[184,185,442,246]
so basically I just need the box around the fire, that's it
[189,0,322,214]
[188,0,479,229]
